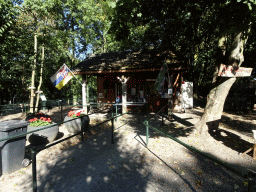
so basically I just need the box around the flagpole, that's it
[64,63,82,86]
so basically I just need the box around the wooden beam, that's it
[74,67,187,75]
[168,73,173,119]
[82,75,87,114]
[173,73,180,88]
[117,75,130,114]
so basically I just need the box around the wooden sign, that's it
[40,95,47,101]
[218,64,253,77]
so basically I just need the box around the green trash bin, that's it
[0,120,28,175]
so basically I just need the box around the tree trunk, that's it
[29,33,37,113]
[35,43,44,112]
[196,77,236,135]
[195,32,248,135]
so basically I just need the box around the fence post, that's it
[31,147,37,192]
[111,118,114,144]
[43,101,46,112]
[146,120,149,147]
[61,103,63,122]
[116,104,117,122]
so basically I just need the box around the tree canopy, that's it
[1,0,256,113]
[0,0,121,104]
[109,0,256,90]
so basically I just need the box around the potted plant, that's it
[26,112,51,121]
[26,113,59,145]
[64,110,90,133]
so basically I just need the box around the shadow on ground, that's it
[192,108,256,136]
[13,122,153,191]
[210,128,254,156]
[114,111,196,139]
[0,108,252,192]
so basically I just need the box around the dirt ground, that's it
[0,106,256,191]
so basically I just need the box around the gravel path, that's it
[0,108,255,191]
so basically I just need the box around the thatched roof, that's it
[72,49,186,74]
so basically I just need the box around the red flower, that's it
[68,111,75,117]
[27,113,52,127]
[68,110,84,118]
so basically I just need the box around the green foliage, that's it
[87,76,97,102]
[0,0,17,37]
[1,0,255,105]
[109,0,256,96]
[0,0,120,104]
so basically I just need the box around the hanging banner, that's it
[154,61,168,92]
[218,64,253,77]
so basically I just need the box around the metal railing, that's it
[0,103,28,116]
[142,107,256,192]
[0,104,142,192]
[6,102,254,191]
[0,99,149,120]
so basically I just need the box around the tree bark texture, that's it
[196,77,236,135]
[196,32,248,135]
[29,33,37,113]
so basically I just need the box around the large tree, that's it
[109,0,256,134]
[196,1,255,135]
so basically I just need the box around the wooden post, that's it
[122,80,127,114]
[82,75,87,114]
[173,72,181,112]
[168,74,173,119]
[117,75,130,114]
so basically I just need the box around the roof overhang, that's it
[73,66,187,75]
[72,49,188,75]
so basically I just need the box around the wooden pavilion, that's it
[72,49,188,115]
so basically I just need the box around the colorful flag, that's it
[50,64,73,90]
